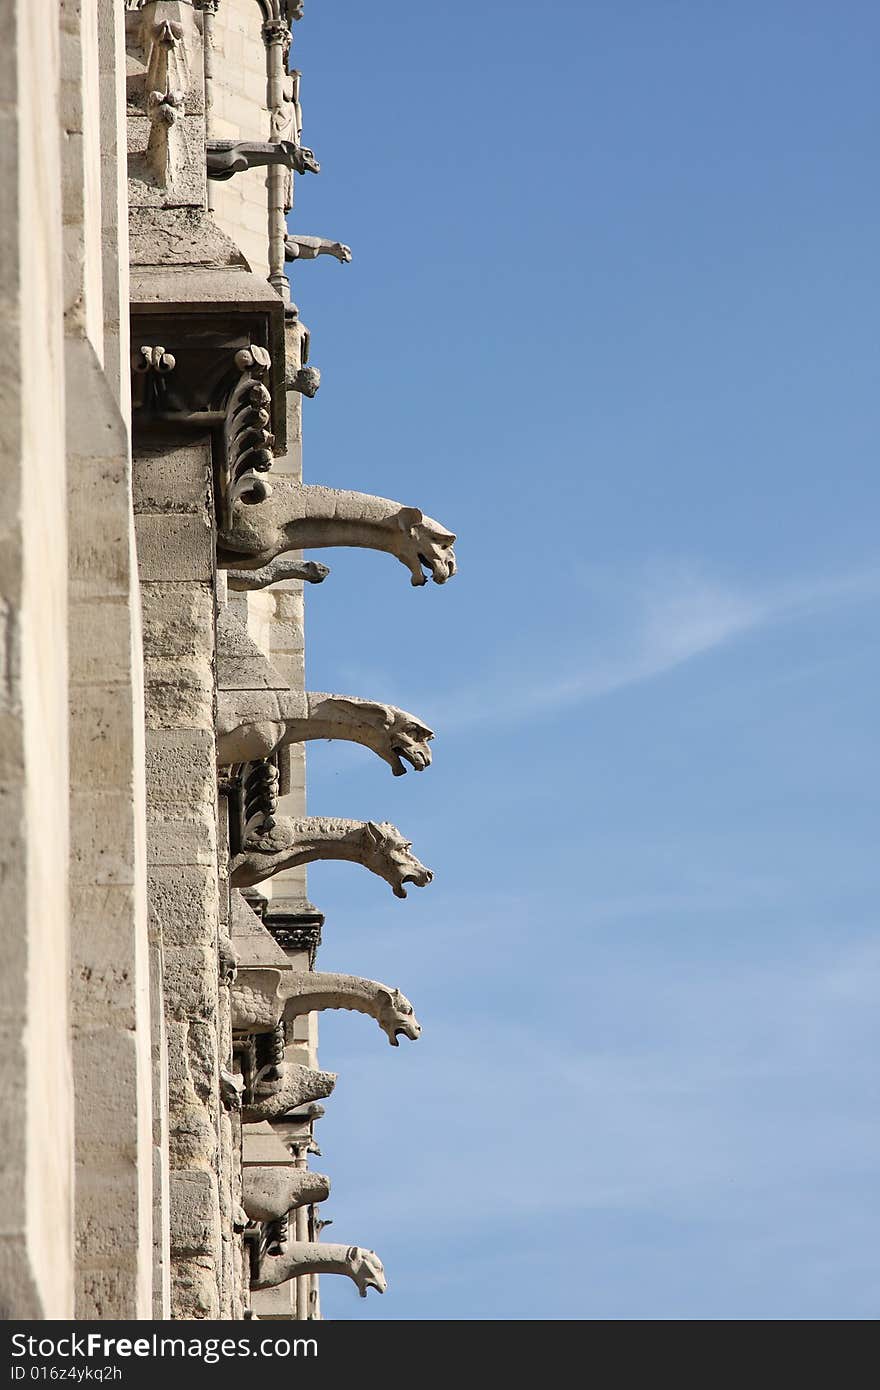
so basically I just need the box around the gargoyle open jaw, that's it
[416,549,457,586]
[392,868,433,899]
[390,745,430,777]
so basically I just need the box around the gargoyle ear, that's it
[397,506,424,535]
[376,986,395,1008]
[364,821,385,848]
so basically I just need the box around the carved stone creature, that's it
[241,1064,337,1124]
[216,691,434,774]
[230,968,285,1034]
[286,365,321,397]
[251,1243,387,1298]
[226,558,330,590]
[220,1069,245,1112]
[284,234,352,264]
[230,817,434,898]
[281,974,421,1047]
[206,140,320,181]
[243,1168,331,1224]
[216,480,457,587]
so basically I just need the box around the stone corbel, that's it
[230,817,434,898]
[206,140,320,181]
[251,1244,387,1298]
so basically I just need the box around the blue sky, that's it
[283,2,880,1319]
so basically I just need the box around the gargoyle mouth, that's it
[390,1027,417,1046]
[392,868,433,899]
[417,551,457,585]
[390,745,431,776]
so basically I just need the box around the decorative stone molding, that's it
[241,1065,336,1124]
[226,558,330,589]
[217,480,457,587]
[131,345,176,410]
[242,1169,331,1225]
[240,758,281,839]
[280,974,422,1047]
[264,909,322,968]
[252,1244,387,1298]
[220,346,275,516]
[216,690,435,773]
[284,235,352,265]
[230,817,434,899]
[262,20,292,51]
[206,140,320,181]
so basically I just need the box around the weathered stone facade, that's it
[0,0,455,1320]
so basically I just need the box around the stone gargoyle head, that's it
[394,507,457,587]
[322,698,434,777]
[362,822,434,898]
[297,145,320,174]
[375,986,422,1046]
[349,1247,388,1298]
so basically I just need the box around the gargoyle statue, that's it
[252,1244,387,1298]
[216,481,456,588]
[241,1064,337,1125]
[243,1168,331,1224]
[206,140,320,180]
[225,558,330,590]
[230,817,434,898]
[284,234,352,264]
[281,974,421,1047]
[216,690,434,774]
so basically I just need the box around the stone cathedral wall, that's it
[0,0,455,1321]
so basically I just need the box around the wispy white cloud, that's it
[435,563,880,730]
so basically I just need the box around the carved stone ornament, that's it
[284,234,352,265]
[240,757,280,839]
[230,967,285,1034]
[218,935,238,986]
[146,82,187,187]
[217,480,457,587]
[230,817,434,899]
[279,973,422,1046]
[241,1064,336,1124]
[206,140,320,181]
[286,365,321,397]
[131,345,176,410]
[226,557,330,589]
[251,1243,387,1298]
[220,1069,245,1112]
[242,1168,331,1224]
[220,346,275,517]
[216,690,435,773]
